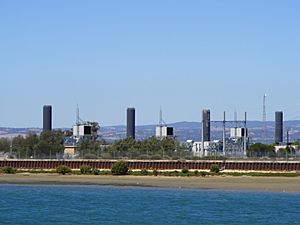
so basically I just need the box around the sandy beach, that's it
[0,173,300,192]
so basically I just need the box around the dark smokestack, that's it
[202,109,211,142]
[43,105,52,132]
[127,108,135,139]
[275,111,283,144]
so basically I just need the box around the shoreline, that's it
[1,173,300,193]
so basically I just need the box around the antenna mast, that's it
[263,94,267,144]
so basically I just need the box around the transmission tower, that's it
[263,94,267,144]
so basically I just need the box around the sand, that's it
[0,173,299,192]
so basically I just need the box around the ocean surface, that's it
[0,185,299,225]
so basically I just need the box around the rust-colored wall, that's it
[1,160,300,172]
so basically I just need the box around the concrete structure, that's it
[43,105,52,132]
[127,108,135,139]
[202,109,210,142]
[275,111,283,144]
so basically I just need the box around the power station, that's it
[191,110,249,158]
[43,105,52,132]
[36,101,297,160]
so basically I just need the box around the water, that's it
[0,185,299,225]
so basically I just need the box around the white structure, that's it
[156,126,174,139]
[155,107,174,139]
[73,124,92,138]
[189,140,221,157]
[230,128,247,139]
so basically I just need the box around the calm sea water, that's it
[0,185,299,225]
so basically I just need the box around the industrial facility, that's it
[189,110,249,158]
[155,108,174,139]
[63,106,100,158]
[39,103,297,159]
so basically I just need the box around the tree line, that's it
[0,131,64,159]
[0,131,299,159]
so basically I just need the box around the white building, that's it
[230,128,248,139]
[156,126,174,139]
[73,124,92,138]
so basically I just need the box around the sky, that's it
[0,0,300,128]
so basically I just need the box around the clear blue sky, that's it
[1,0,299,128]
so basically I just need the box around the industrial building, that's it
[202,109,210,142]
[156,126,174,139]
[155,108,174,139]
[63,106,100,158]
[43,105,52,132]
[127,108,135,139]
[275,111,283,144]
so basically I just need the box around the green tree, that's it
[247,143,275,158]
[38,130,64,158]
[78,139,101,158]
[0,139,10,153]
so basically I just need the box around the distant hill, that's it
[1,120,300,143]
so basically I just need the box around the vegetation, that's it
[140,169,149,176]
[181,167,189,174]
[92,168,100,175]
[210,164,220,173]
[56,165,72,175]
[80,165,92,174]
[0,129,299,160]
[0,166,17,174]
[111,161,129,175]
[104,137,188,160]
[247,143,276,158]
[0,131,64,159]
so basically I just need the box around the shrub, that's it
[1,166,17,174]
[153,170,158,176]
[111,161,128,175]
[83,153,98,159]
[92,168,100,175]
[200,171,209,177]
[137,154,149,160]
[181,167,189,174]
[140,169,148,176]
[210,164,220,173]
[150,154,162,160]
[80,165,92,174]
[56,165,72,175]
[194,170,199,176]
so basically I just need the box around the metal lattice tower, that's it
[263,94,267,144]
